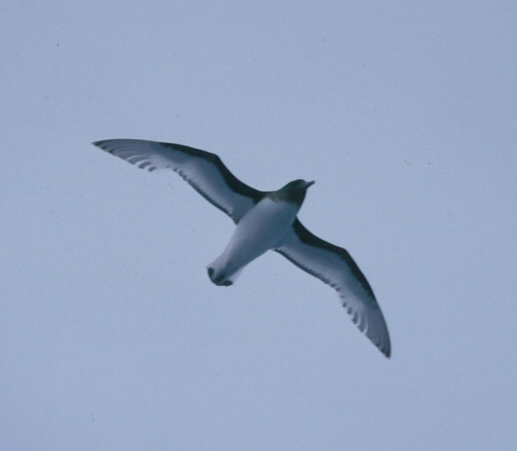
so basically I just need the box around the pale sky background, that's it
[1,2,516,450]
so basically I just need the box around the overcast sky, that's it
[1,2,516,450]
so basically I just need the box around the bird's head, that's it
[275,179,315,206]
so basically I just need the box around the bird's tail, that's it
[207,256,245,287]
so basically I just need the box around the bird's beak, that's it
[305,180,315,188]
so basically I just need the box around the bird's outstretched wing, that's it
[275,219,391,357]
[93,139,264,223]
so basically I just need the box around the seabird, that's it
[93,139,391,358]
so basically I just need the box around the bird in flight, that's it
[93,139,391,357]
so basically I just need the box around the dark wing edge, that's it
[93,139,264,223]
[276,219,391,358]
[157,141,262,203]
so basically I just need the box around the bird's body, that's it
[93,139,391,358]
[208,195,300,286]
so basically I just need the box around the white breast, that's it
[207,198,299,284]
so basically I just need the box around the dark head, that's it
[274,179,315,206]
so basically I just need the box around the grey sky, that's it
[1,2,516,450]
